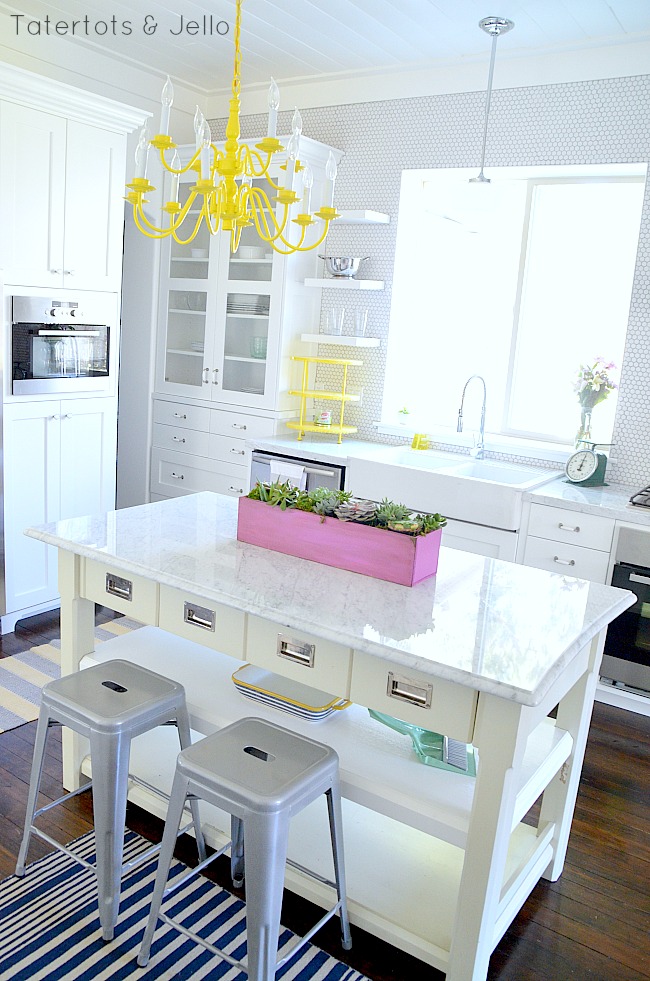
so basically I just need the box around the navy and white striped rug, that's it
[0,830,366,981]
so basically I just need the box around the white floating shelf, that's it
[304,278,384,290]
[335,210,390,224]
[301,332,380,348]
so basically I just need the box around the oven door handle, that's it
[37,330,101,337]
[303,465,337,478]
[629,572,650,587]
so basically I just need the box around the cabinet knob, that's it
[64,269,75,275]
[49,414,60,420]
[50,268,63,275]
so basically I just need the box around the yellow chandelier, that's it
[125,0,339,255]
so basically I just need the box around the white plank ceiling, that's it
[3,0,650,94]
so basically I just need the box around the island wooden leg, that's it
[446,696,526,981]
[58,550,96,791]
[539,635,601,881]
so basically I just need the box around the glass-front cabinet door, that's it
[155,176,219,398]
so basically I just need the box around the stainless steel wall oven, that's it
[11,294,114,395]
[601,525,650,697]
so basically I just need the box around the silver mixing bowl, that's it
[319,256,369,278]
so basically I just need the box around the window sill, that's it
[376,424,573,465]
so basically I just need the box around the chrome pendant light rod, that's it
[470,15,514,184]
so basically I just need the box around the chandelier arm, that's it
[171,203,206,244]
[159,146,201,175]
[241,144,274,178]
[133,203,171,240]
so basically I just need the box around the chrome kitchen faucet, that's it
[457,375,487,459]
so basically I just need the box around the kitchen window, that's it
[383,165,645,448]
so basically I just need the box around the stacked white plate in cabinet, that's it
[232,664,350,721]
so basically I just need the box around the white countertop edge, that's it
[26,525,635,708]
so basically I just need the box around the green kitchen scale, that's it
[564,441,612,487]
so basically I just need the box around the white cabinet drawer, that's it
[153,399,211,432]
[523,535,610,583]
[350,651,477,743]
[528,503,614,551]
[209,434,251,467]
[82,560,158,621]
[159,585,245,659]
[246,615,352,697]
[153,423,211,456]
[150,447,247,498]
[210,410,275,441]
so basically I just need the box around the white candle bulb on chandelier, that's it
[169,150,181,204]
[159,76,174,137]
[200,120,211,180]
[134,126,150,179]
[301,162,313,214]
[193,106,204,152]
[267,78,279,138]
[325,151,337,208]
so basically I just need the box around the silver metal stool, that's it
[16,658,206,941]
[138,716,352,980]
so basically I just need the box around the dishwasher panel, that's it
[250,450,345,492]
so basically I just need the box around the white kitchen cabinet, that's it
[1,397,117,629]
[521,503,614,583]
[442,518,518,561]
[150,397,279,501]
[0,102,126,291]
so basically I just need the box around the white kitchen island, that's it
[26,492,635,981]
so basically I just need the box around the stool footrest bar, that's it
[276,902,343,969]
[286,856,338,890]
[33,781,92,819]
[159,910,247,972]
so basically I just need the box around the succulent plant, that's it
[334,498,377,523]
[374,497,413,528]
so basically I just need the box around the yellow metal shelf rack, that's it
[287,355,362,443]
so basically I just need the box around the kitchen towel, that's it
[0,617,142,734]
[0,829,368,981]
[269,460,307,490]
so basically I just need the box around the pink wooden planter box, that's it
[237,497,441,586]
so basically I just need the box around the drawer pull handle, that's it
[553,556,576,566]
[203,368,209,384]
[171,472,185,480]
[183,601,216,632]
[229,485,244,493]
[105,573,132,602]
[558,523,580,533]
[277,634,315,668]
[173,412,187,419]
[230,448,245,455]
[386,671,432,709]
[172,436,186,443]
[232,423,247,430]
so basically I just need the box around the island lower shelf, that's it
[78,625,572,968]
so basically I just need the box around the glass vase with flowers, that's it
[573,358,617,448]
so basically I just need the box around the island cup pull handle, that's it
[277,634,315,668]
[386,671,433,709]
[105,573,133,602]
[553,556,576,566]
[183,601,216,632]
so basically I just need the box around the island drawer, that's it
[350,651,478,743]
[153,399,211,432]
[82,561,158,621]
[159,586,245,659]
[523,536,610,583]
[527,503,614,551]
[246,615,352,697]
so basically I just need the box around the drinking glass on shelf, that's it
[250,336,268,359]
[354,309,368,337]
[328,305,345,335]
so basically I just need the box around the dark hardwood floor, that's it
[0,611,648,980]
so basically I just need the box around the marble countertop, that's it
[527,477,650,526]
[26,492,634,707]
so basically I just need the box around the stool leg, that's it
[230,815,245,888]
[243,811,289,981]
[89,730,130,942]
[138,769,190,968]
[15,710,52,876]
[326,783,352,950]
[174,706,207,864]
